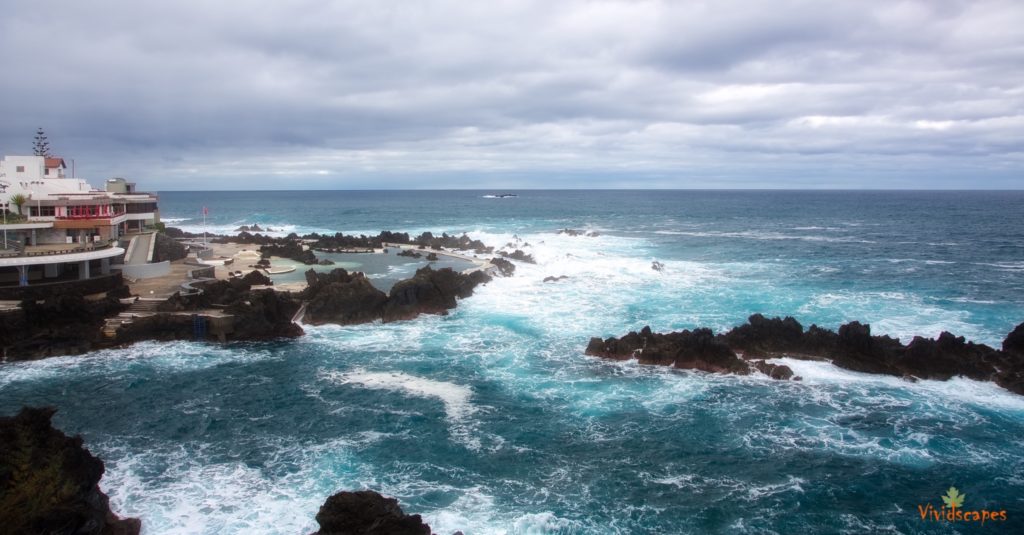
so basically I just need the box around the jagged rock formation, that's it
[119,271,303,343]
[559,228,599,237]
[313,490,432,535]
[302,269,389,325]
[587,326,754,375]
[489,257,515,277]
[152,232,187,263]
[587,314,1024,394]
[0,407,141,535]
[0,290,127,361]
[259,241,322,265]
[499,249,536,264]
[302,266,491,325]
[383,266,490,322]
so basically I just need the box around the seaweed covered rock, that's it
[314,490,431,535]
[0,407,141,535]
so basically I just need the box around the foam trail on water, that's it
[321,369,476,423]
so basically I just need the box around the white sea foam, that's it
[652,229,875,243]
[770,357,1024,412]
[321,369,476,422]
[99,437,366,535]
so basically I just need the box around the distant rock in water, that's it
[397,249,423,258]
[499,249,536,264]
[314,490,432,535]
[426,252,439,261]
[558,228,599,237]
[543,275,569,283]
[0,407,141,535]
[489,257,515,277]
[587,314,1024,394]
[651,261,665,272]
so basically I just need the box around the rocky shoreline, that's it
[0,229,520,361]
[587,314,1024,394]
[0,407,440,535]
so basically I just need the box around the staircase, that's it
[127,298,163,314]
[102,298,164,341]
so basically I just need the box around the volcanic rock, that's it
[383,266,490,322]
[499,249,536,264]
[314,490,431,535]
[489,257,515,277]
[0,407,141,535]
[302,269,389,325]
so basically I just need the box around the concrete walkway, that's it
[126,233,153,265]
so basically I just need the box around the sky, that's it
[0,0,1022,190]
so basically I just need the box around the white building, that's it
[0,155,160,293]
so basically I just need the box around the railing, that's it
[20,239,118,257]
[55,212,125,220]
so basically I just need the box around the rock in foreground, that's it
[314,490,432,535]
[0,407,140,535]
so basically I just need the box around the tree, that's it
[32,128,50,157]
[9,194,28,216]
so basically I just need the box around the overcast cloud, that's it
[1,0,1022,189]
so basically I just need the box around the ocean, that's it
[2,190,1022,533]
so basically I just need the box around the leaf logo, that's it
[942,487,965,509]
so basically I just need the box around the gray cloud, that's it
[0,0,1021,189]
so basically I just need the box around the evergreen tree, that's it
[32,128,50,157]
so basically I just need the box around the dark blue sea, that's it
[2,190,1022,533]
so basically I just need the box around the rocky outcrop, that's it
[499,249,536,264]
[260,241,320,265]
[121,272,303,343]
[152,232,188,263]
[587,326,750,374]
[0,290,127,361]
[0,407,141,535]
[559,228,599,237]
[313,490,431,535]
[588,315,1024,394]
[489,257,515,277]
[753,360,797,380]
[397,249,423,259]
[383,266,490,322]
[543,275,569,283]
[302,269,389,325]
[302,266,491,325]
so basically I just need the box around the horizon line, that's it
[154,188,1024,193]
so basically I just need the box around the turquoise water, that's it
[2,190,1023,533]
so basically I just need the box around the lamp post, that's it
[3,202,7,250]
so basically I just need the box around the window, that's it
[15,166,25,172]
[30,206,56,217]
